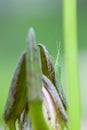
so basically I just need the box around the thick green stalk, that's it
[63,0,81,130]
[8,120,16,130]
[29,101,49,130]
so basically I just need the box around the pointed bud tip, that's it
[27,27,36,46]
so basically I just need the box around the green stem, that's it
[17,119,21,130]
[8,120,16,130]
[29,101,49,130]
[63,0,81,130]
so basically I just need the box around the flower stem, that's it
[8,120,16,130]
[63,0,81,129]
[29,101,49,130]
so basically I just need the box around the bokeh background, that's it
[0,0,87,128]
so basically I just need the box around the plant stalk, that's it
[63,0,81,129]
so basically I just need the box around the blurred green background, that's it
[0,0,87,125]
